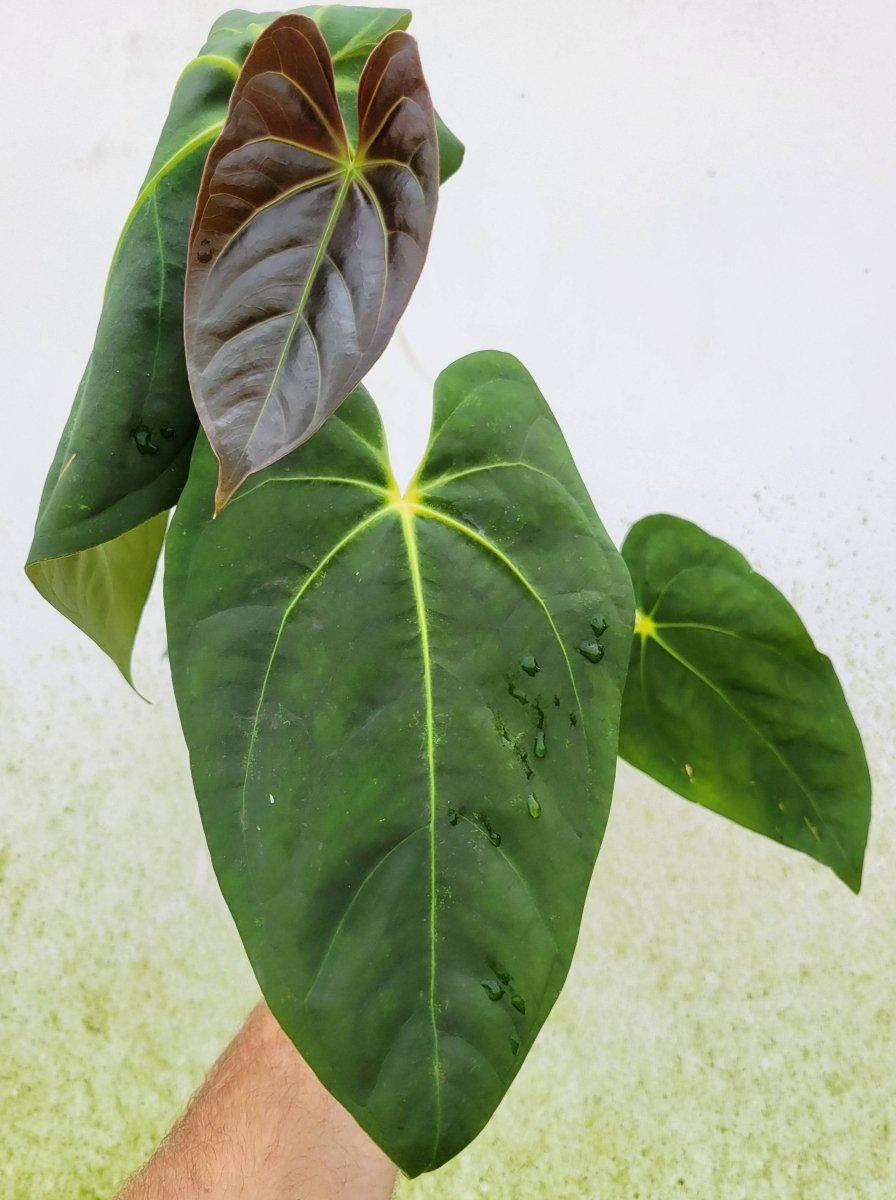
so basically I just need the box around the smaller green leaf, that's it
[434,110,464,180]
[619,514,871,892]
[184,14,440,511]
[27,512,168,684]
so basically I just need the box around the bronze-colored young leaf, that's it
[619,514,871,891]
[184,15,439,512]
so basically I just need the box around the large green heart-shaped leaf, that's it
[619,514,871,891]
[26,6,462,681]
[164,351,633,1174]
[184,15,439,511]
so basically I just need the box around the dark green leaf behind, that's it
[26,6,463,681]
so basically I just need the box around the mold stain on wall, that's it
[1,610,893,1198]
[0,629,259,1199]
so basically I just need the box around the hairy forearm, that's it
[116,1002,396,1200]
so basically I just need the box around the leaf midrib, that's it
[245,169,357,459]
[397,503,443,1164]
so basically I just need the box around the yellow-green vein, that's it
[210,169,343,269]
[105,122,225,291]
[249,169,356,438]
[397,503,442,1161]
[175,54,240,87]
[227,475,389,507]
[277,70,349,152]
[330,14,410,65]
[240,133,346,164]
[421,461,560,492]
[419,464,598,541]
[353,173,391,337]
[648,627,852,871]
[359,94,406,158]
[144,193,166,404]
[302,824,428,1004]
[416,505,584,724]
[239,506,388,835]
[654,620,746,639]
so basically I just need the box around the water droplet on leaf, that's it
[509,1036,520,1056]
[447,806,458,826]
[160,425,176,439]
[474,811,502,846]
[520,656,540,677]
[197,238,213,264]
[578,640,605,664]
[511,994,526,1014]
[591,613,609,637]
[131,425,159,455]
[534,729,546,759]
[482,980,504,1001]
[526,794,542,819]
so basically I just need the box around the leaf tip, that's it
[113,655,152,703]
[213,476,237,517]
[838,858,864,895]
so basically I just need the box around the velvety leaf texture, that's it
[164,351,634,1174]
[184,15,439,511]
[26,6,462,679]
[619,514,871,891]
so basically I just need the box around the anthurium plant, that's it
[26,7,871,1179]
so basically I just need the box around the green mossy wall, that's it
[2,609,892,1198]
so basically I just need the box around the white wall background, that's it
[1,2,893,1197]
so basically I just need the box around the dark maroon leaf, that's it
[184,14,439,512]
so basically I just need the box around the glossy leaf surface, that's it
[619,514,871,891]
[184,15,439,511]
[27,6,462,678]
[164,352,633,1173]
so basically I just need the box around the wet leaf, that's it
[164,352,633,1173]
